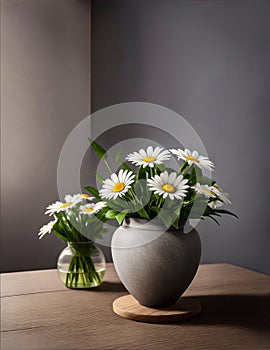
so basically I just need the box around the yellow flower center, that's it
[186,155,199,162]
[60,202,72,209]
[80,193,90,198]
[162,184,176,193]
[113,182,125,192]
[83,208,94,213]
[142,156,156,162]
[203,188,216,196]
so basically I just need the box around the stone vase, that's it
[111,218,201,307]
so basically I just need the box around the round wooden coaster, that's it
[113,295,201,323]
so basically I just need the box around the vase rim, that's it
[122,218,183,231]
[123,218,187,231]
[124,218,164,230]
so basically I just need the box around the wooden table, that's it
[1,263,270,350]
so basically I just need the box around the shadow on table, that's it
[182,294,270,332]
[92,281,126,293]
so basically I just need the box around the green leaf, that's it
[53,230,69,242]
[115,150,123,164]
[172,206,181,229]
[155,164,166,173]
[95,172,104,184]
[187,165,197,185]
[198,176,214,186]
[137,208,150,220]
[194,166,203,179]
[105,209,119,220]
[134,181,148,202]
[96,207,109,222]
[137,165,147,180]
[178,161,189,174]
[115,210,129,225]
[158,210,173,228]
[150,206,160,217]
[88,138,107,160]
[53,212,82,242]
[183,198,195,207]
[84,186,101,200]
[105,198,129,211]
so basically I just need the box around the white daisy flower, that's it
[38,219,57,239]
[99,169,135,200]
[126,146,171,168]
[194,183,231,209]
[193,183,216,198]
[80,202,106,216]
[80,193,95,200]
[45,200,78,216]
[208,198,224,209]
[211,183,231,205]
[170,148,214,171]
[64,193,95,204]
[147,171,189,200]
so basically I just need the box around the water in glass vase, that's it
[58,267,106,288]
[57,242,106,289]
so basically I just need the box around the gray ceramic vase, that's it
[112,218,201,307]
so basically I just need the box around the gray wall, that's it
[1,0,91,272]
[92,0,270,274]
[1,0,269,275]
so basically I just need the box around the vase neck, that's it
[123,218,187,231]
[123,218,167,231]
[67,241,94,248]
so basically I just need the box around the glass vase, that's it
[57,241,106,289]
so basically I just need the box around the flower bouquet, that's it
[38,194,107,288]
[86,140,237,227]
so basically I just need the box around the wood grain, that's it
[113,294,201,323]
[1,263,270,350]
[1,269,67,297]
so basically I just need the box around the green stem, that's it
[129,188,139,202]
[65,243,102,288]
[178,161,188,174]
[182,164,192,176]
[157,196,163,208]
[104,159,113,173]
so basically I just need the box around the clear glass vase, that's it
[57,241,106,289]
